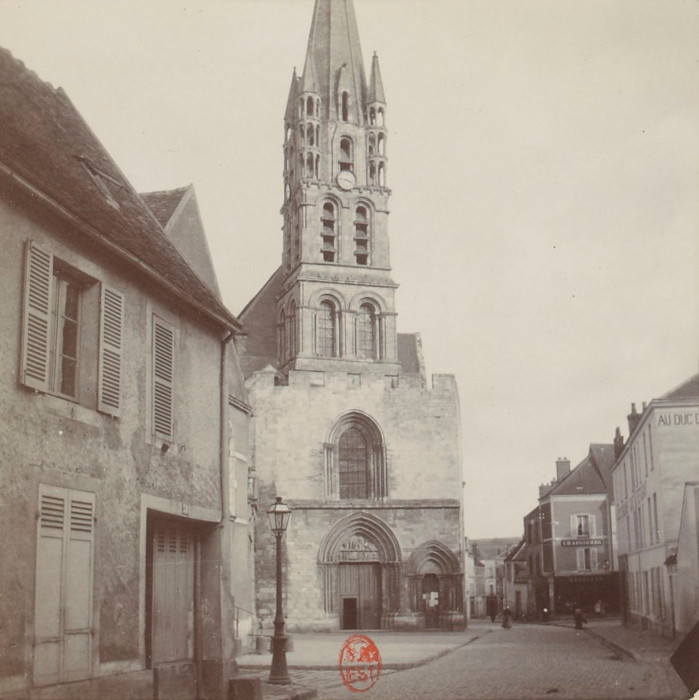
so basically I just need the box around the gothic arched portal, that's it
[318,512,400,630]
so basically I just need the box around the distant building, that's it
[0,47,253,700]
[239,0,465,633]
[674,482,699,637]
[503,539,530,619]
[536,448,619,616]
[611,374,699,637]
[467,538,519,617]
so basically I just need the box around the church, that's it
[240,0,466,632]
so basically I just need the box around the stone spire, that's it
[305,0,367,122]
[284,67,299,123]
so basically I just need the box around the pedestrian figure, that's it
[486,594,498,623]
[573,607,587,630]
[502,606,512,630]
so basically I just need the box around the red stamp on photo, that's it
[339,634,382,693]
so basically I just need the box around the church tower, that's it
[277,0,399,377]
[241,0,465,635]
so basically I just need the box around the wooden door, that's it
[150,521,195,664]
[338,564,381,629]
[34,485,95,686]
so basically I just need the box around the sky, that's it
[1,0,697,538]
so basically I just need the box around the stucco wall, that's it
[0,188,229,690]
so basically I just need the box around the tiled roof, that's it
[141,187,189,227]
[0,48,239,332]
[659,373,699,402]
[589,443,615,496]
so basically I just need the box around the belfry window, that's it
[339,137,353,172]
[317,300,338,357]
[369,107,376,126]
[298,124,305,145]
[342,92,349,122]
[307,124,314,147]
[307,153,314,178]
[321,202,336,262]
[307,96,314,116]
[369,161,376,186]
[354,206,369,266]
[315,155,320,179]
[368,133,376,155]
[356,303,378,359]
[378,132,386,156]
[339,428,369,499]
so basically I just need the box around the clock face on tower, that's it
[336,170,356,191]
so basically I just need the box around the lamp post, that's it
[267,496,292,685]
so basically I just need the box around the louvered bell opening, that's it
[322,239,336,252]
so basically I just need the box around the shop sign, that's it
[561,538,603,547]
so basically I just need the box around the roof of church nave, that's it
[0,48,239,332]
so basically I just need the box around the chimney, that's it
[556,457,571,481]
[613,426,624,458]
[627,403,642,436]
[539,483,548,498]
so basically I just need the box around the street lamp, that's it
[267,496,292,685]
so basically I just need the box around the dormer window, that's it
[77,157,119,209]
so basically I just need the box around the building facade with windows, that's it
[239,0,465,633]
[536,449,619,616]
[0,49,254,700]
[611,374,699,637]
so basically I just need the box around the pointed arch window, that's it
[369,108,376,126]
[378,108,385,126]
[354,206,369,266]
[321,201,336,262]
[369,161,376,186]
[317,300,338,357]
[298,124,305,145]
[324,413,387,501]
[339,137,353,172]
[306,153,314,178]
[307,96,314,116]
[339,428,369,499]
[356,303,378,359]
[378,162,386,187]
[342,92,349,122]
[315,155,320,179]
[378,132,386,156]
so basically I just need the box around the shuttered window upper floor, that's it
[19,240,124,417]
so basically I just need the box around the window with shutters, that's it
[34,484,95,686]
[570,513,596,538]
[151,315,176,441]
[19,241,124,416]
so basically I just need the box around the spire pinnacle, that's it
[368,52,386,104]
[301,43,320,95]
[284,67,299,123]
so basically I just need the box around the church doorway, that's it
[339,563,381,629]
[318,512,401,631]
[422,573,440,629]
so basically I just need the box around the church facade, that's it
[239,0,466,632]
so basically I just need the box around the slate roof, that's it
[659,373,699,402]
[547,448,611,498]
[0,48,239,332]
[141,187,189,228]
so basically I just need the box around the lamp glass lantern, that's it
[267,496,292,534]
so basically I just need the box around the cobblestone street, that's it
[270,624,685,700]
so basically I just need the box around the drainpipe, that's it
[220,331,234,522]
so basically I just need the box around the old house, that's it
[612,374,699,637]
[239,0,466,632]
[0,49,253,700]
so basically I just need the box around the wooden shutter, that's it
[575,548,585,571]
[590,548,598,570]
[589,513,597,537]
[152,316,175,440]
[98,286,124,416]
[34,485,95,686]
[570,515,577,538]
[20,241,54,392]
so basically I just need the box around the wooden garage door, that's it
[338,564,381,630]
[150,521,195,664]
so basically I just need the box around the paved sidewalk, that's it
[236,626,490,700]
